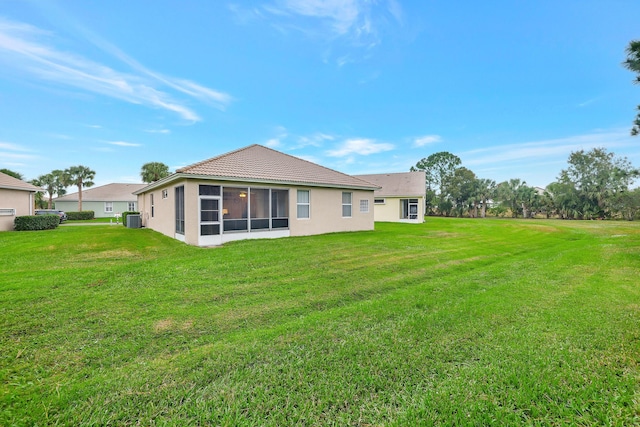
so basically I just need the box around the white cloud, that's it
[106,141,142,147]
[248,0,403,65]
[413,134,442,147]
[0,141,32,152]
[461,130,635,168]
[326,138,394,157]
[265,138,281,148]
[0,17,232,122]
[145,129,171,134]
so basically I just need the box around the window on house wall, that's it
[0,208,15,216]
[105,202,113,213]
[151,194,154,218]
[401,198,419,219]
[342,192,352,217]
[175,186,185,234]
[360,199,369,213]
[297,190,310,219]
[128,202,136,211]
[374,198,385,204]
[162,189,168,199]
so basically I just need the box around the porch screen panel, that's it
[175,186,185,234]
[223,187,248,231]
[271,189,289,228]
[250,189,270,230]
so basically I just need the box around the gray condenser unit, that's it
[126,214,141,228]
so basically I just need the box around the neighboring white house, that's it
[54,183,146,217]
[354,172,426,223]
[134,144,378,247]
[0,172,41,231]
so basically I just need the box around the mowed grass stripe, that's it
[1,218,639,425]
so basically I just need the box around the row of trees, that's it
[411,148,640,220]
[2,162,171,211]
[30,166,96,211]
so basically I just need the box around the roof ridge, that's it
[255,144,376,187]
[177,144,260,173]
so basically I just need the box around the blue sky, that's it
[1,0,639,188]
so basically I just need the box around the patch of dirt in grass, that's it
[521,224,561,233]
[424,231,462,238]
[80,249,138,260]
[154,319,174,333]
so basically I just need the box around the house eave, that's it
[133,173,379,194]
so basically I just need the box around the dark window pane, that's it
[199,185,221,196]
[272,218,289,229]
[200,224,220,235]
[201,199,219,210]
[223,219,248,231]
[201,211,219,222]
[251,219,270,230]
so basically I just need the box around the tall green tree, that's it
[623,40,640,136]
[411,152,461,215]
[476,178,496,218]
[444,167,477,217]
[558,148,638,219]
[63,165,96,212]
[140,162,170,183]
[496,179,532,218]
[0,168,24,180]
[33,170,67,209]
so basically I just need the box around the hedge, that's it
[66,211,95,220]
[14,215,59,231]
[121,211,140,226]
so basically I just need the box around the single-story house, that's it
[54,183,146,217]
[133,144,378,246]
[353,171,426,223]
[0,171,42,231]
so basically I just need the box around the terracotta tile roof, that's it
[354,172,426,198]
[173,144,378,189]
[54,183,146,202]
[0,172,42,192]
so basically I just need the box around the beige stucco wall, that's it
[0,188,34,231]
[373,196,425,223]
[137,179,375,245]
[289,187,374,236]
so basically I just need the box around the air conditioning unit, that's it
[126,214,141,228]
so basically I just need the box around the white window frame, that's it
[162,189,168,199]
[104,202,113,213]
[342,192,352,218]
[0,208,15,216]
[297,190,310,219]
[359,199,369,213]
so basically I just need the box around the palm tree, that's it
[476,178,496,218]
[34,170,67,209]
[63,165,95,211]
[140,162,170,183]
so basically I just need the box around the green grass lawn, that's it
[1,218,639,426]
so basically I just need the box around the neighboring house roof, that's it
[54,183,146,202]
[0,171,41,192]
[354,172,426,198]
[135,144,379,194]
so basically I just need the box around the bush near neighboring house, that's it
[66,211,95,221]
[121,211,140,226]
[14,215,59,231]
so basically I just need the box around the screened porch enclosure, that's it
[198,185,289,237]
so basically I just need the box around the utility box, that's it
[126,214,141,228]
